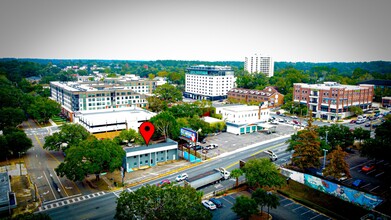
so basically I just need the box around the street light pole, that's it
[323,149,328,169]
[325,130,329,144]
[18,152,22,176]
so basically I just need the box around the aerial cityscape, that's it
[1,0,391,220]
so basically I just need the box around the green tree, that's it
[0,135,9,160]
[231,196,259,220]
[27,96,61,124]
[153,83,183,103]
[360,120,391,162]
[323,146,351,179]
[146,96,167,112]
[349,106,363,116]
[117,128,143,146]
[251,188,268,215]
[115,184,211,220]
[44,123,91,152]
[150,111,178,141]
[317,124,354,150]
[265,192,280,215]
[3,128,33,159]
[242,158,285,188]
[230,168,244,187]
[56,137,125,181]
[0,107,26,130]
[353,127,370,145]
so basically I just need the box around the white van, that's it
[356,118,366,124]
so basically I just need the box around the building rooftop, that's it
[75,107,156,126]
[294,82,369,90]
[0,172,10,205]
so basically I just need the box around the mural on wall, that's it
[281,168,383,210]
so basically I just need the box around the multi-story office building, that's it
[293,82,374,120]
[184,65,236,101]
[227,86,284,108]
[50,81,148,121]
[244,53,274,77]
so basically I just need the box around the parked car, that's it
[361,164,375,172]
[352,179,365,187]
[365,123,371,127]
[200,139,207,144]
[193,145,202,150]
[202,200,216,210]
[209,198,223,208]
[270,120,279,125]
[291,115,298,119]
[337,173,348,181]
[350,120,356,124]
[175,173,188,182]
[157,179,171,186]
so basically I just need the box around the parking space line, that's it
[222,197,233,205]
[293,206,303,211]
[284,202,294,207]
[375,172,384,177]
[310,214,321,219]
[361,183,371,188]
[301,210,311,215]
[370,185,380,192]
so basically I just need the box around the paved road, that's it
[22,119,97,204]
[41,136,296,219]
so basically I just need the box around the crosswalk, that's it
[38,191,106,211]
[113,188,133,198]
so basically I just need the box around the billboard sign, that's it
[180,128,197,142]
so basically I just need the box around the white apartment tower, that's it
[184,65,236,101]
[244,53,274,77]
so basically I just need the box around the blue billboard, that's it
[180,128,197,142]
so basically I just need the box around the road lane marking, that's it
[375,172,384,177]
[53,168,68,197]
[225,142,286,170]
[43,171,57,200]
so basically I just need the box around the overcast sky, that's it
[0,0,390,62]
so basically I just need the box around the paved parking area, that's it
[201,124,296,158]
[211,191,331,220]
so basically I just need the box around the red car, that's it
[157,179,171,186]
[350,120,356,124]
[361,164,375,172]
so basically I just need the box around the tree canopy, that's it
[323,146,351,179]
[55,137,125,181]
[153,83,183,103]
[115,184,212,220]
[44,123,91,152]
[231,195,259,220]
[242,158,285,189]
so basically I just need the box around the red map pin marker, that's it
[139,121,155,146]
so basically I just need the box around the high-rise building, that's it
[244,53,274,77]
[184,65,236,101]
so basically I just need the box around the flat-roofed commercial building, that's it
[214,104,271,135]
[184,65,236,101]
[50,81,148,121]
[124,138,178,172]
[293,82,374,120]
[73,107,156,134]
[227,86,284,108]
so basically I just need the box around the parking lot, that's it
[201,123,296,158]
[210,191,331,220]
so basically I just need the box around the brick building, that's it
[293,82,374,120]
[227,86,284,108]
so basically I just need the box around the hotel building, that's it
[184,65,236,101]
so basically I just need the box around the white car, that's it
[202,200,216,210]
[175,173,188,182]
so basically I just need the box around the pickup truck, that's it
[184,168,230,189]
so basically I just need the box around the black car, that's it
[209,198,223,208]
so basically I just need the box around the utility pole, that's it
[323,149,328,169]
